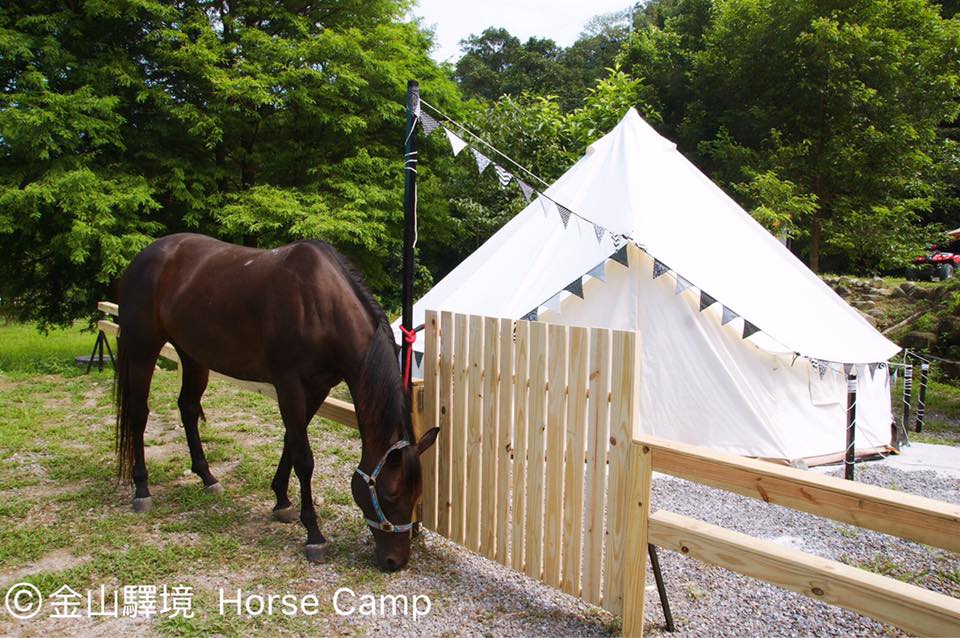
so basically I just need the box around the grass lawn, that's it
[0,323,436,637]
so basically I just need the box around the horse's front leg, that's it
[276,379,327,562]
[270,436,298,522]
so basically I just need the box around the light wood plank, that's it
[640,435,960,554]
[525,321,548,581]
[511,320,530,572]
[437,311,455,537]
[582,328,611,606]
[451,313,469,545]
[480,316,500,559]
[98,300,119,316]
[466,314,484,552]
[496,317,514,567]
[603,329,639,615]
[649,510,960,638]
[543,324,568,588]
[420,311,440,530]
[621,442,654,638]
[561,325,589,597]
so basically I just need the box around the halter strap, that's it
[355,440,413,533]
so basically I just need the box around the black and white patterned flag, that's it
[675,275,693,295]
[494,164,513,188]
[611,245,629,267]
[565,277,584,299]
[721,306,738,325]
[518,181,535,202]
[419,112,440,136]
[414,351,424,368]
[445,128,468,156]
[593,224,605,243]
[653,259,669,278]
[521,308,538,322]
[742,320,760,339]
[612,234,623,249]
[843,363,854,377]
[699,291,717,312]
[556,203,573,228]
[471,147,491,174]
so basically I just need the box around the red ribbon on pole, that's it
[400,325,417,392]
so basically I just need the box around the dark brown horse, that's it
[114,233,438,571]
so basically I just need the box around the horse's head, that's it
[351,427,439,571]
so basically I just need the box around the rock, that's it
[868,308,885,320]
[872,288,894,297]
[853,299,876,310]
[833,285,850,297]
[858,312,878,327]
[872,275,883,283]
[929,285,950,301]
[902,331,937,349]
[891,287,907,299]
[909,286,929,300]
[937,316,960,344]
[900,282,918,296]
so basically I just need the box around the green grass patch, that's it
[0,321,102,375]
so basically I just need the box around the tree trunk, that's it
[809,214,821,273]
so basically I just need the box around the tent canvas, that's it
[395,109,900,464]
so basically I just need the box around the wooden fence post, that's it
[622,441,653,637]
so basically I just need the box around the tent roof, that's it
[400,109,899,364]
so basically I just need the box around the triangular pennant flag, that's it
[593,224,606,243]
[543,293,563,314]
[699,291,717,312]
[494,164,513,188]
[419,111,440,136]
[518,181,535,202]
[556,203,573,228]
[891,366,898,386]
[820,364,827,380]
[611,245,629,268]
[445,128,468,156]
[612,234,623,249]
[565,277,584,299]
[652,259,669,278]
[868,362,879,379]
[470,147,491,174]
[587,262,606,282]
[539,196,555,218]
[414,351,424,368]
[742,320,761,339]
[791,353,800,366]
[675,275,693,295]
[721,306,738,326]
[521,308,538,322]
[843,363,854,377]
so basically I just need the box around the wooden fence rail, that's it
[417,309,960,638]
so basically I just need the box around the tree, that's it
[0,0,461,325]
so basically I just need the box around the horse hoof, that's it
[304,542,329,563]
[272,506,299,523]
[204,482,224,495]
[132,497,153,513]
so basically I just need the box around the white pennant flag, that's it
[470,147,491,174]
[518,181,535,202]
[445,128,468,156]
[539,197,556,218]
[543,292,563,314]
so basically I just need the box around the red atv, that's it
[907,238,960,281]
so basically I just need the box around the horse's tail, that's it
[114,330,134,481]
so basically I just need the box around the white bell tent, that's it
[397,109,900,465]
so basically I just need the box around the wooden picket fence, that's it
[416,310,960,637]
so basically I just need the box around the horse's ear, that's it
[417,427,440,455]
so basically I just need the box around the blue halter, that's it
[355,440,414,534]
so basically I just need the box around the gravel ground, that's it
[354,460,958,637]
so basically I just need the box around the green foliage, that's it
[0,0,461,325]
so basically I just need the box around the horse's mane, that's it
[304,241,420,486]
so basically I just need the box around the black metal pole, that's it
[401,80,419,396]
[902,364,913,441]
[648,544,675,632]
[845,373,857,481]
[915,363,928,433]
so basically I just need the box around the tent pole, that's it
[914,363,928,433]
[844,373,857,481]
[401,80,419,394]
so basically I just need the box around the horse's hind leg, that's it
[176,351,221,493]
[123,349,162,512]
